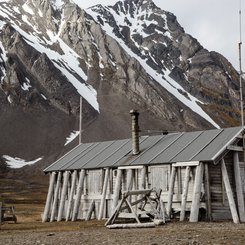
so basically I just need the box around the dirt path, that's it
[1,220,245,245]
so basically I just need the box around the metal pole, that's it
[239,2,244,128]
[79,96,82,144]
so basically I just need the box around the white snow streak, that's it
[22,3,34,15]
[2,8,99,111]
[87,8,219,128]
[3,155,43,169]
[65,130,80,146]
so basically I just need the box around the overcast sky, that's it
[78,0,244,71]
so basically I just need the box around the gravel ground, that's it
[1,221,245,245]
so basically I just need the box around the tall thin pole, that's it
[79,96,82,144]
[239,0,244,128]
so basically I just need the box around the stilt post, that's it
[98,168,110,220]
[166,166,177,217]
[112,169,122,211]
[72,169,85,221]
[66,170,77,221]
[221,159,240,223]
[42,172,56,222]
[180,166,190,221]
[50,171,62,222]
[57,171,70,222]
[190,162,204,222]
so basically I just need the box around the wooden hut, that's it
[42,111,245,223]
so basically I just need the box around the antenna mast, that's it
[79,96,82,144]
[239,0,244,128]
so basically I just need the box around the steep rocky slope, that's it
[0,0,242,170]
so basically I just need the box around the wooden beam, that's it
[227,145,243,152]
[107,223,156,229]
[66,170,77,221]
[0,201,2,225]
[86,200,96,221]
[180,166,190,221]
[190,162,204,222]
[139,167,146,190]
[50,171,62,222]
[221,159,240,224]
[166,166,177,217]
[112,169,122,211]
[42,172,56,222]
[127,169,133,191]
[98,168,110,220]
[57,171,70,222]
[204,163,212,221]
[118,165,144,170]
[72,169,85,221]
[173,161,199,167]
[233,152,245,222]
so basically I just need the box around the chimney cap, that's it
[130,109,139,115]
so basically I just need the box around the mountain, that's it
[0,0,242,171]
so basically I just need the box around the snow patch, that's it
[38,9,43,17]
[3,155,43,169]
[41,94,47,100]
[65,131,80,146]
[22,3,34,15]
[87,8,220,128]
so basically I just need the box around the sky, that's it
[77,0,244,71]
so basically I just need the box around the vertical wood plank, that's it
[57,171,70,222]
[180,166,190,221]
[72,169,85,221]
[50,171,62,222]
[204,163,212,221]
[140,167,146,190]
[166,166,177,217]
[233,152,245,222]
[42,172,56,222]
[0,201,2,225]
[221,158,240,224]
[112,169,122,211]
[98,168,110,220]
[127,169,133,190]
[86,200,96,221]
[190,162,204,222]
[66,170,77,221]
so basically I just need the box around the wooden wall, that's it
[43,151,245,222]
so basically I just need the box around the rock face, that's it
[0,0,242,168]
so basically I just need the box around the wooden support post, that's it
[57,171,70,222]
[177,167,182,199]
[72,169,85,221]
[0,201,2,226]
[166,166,177,217]
[190,162,204,222]
[50,171,62,222]
[127,169,133,190]
[140,167,146,189]
[66,170,77,221]
[234,152,245,222]
[221,159,240,223]
[204,163,212,221]
[98,168,110,220]
[42,172,56,222]
[180,166,190,221]
[112,169,122,211]
[86,200,96,221]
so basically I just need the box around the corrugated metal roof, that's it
[44,127,243,172]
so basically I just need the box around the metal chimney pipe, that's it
[130,109,140,155]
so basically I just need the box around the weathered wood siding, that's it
[209,154,235,220]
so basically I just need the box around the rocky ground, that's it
[1,174,245,245]
[1,204,245,245]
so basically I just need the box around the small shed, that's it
[42,111,245,223]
